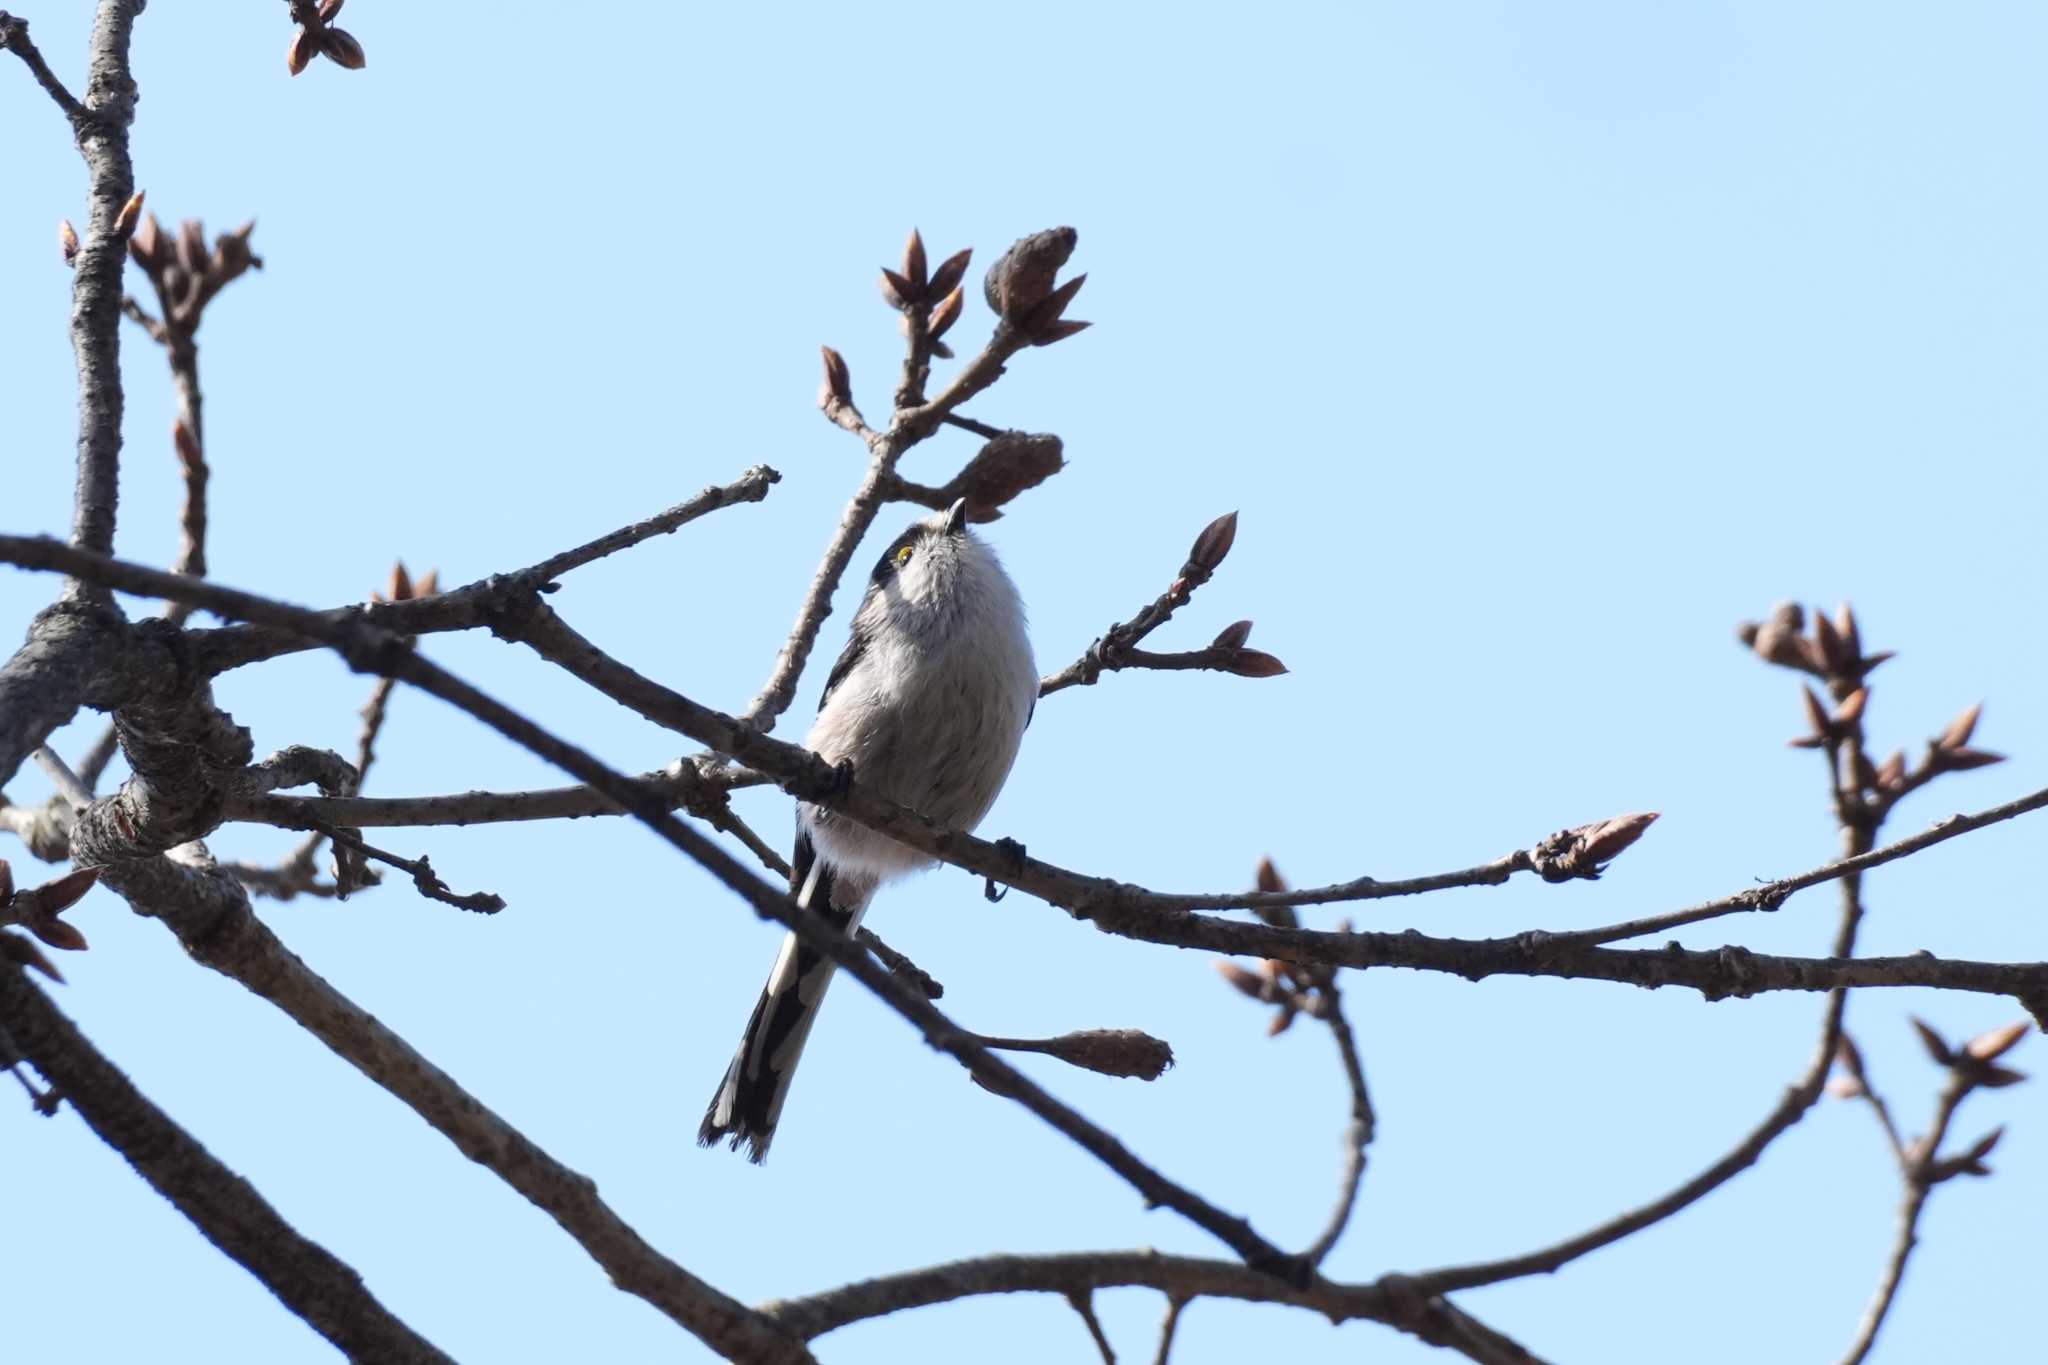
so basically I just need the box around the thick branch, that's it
[762,1250,1548,1364]
[97,846,809,1363]
[66,0,144,573]
[0,957,457,1365]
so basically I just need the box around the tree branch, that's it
[0,956,458,1365]
[0,10,88,122]
[65,0,144,574]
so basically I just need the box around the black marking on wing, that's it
[819,616,871,712]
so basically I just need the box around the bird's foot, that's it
[984,837,1027,903]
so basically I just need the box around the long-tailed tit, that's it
[700,498,1037,1162]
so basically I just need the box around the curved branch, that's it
[0,956,456,1364]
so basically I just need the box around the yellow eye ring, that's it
[895,544,915,566]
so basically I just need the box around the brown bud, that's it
[1811,609,1846,674]
[1965,1020,2031,1062]
[1833,602,1859,655]
[1225,650,1289,678]
[0,859,13,903]
[927,247,972,301]
[983,226,1077,320]
[1255,856,1287,895]
[1940,702,1982,750]
[878,267,915,311]
[1852,750,1878,790]
[1938,748,2005,772]
[1528,812,1660,882]
[928,284,965,340]
[386,562,414,603]
[319,0,345,18]
[1833,688,1867,726]
[1975,1064,2027,1089]
[818,345,852,407]
[948,433,1063,521]
[414,569,440,598]
[1909,1016,1952,1066]
[30,919,88,952]
[1799,686,1831,742]
[58,220,79,265]
[1188,511,1238,572]
[113,190,145,240]
[173,419,202,472]
[1875,750,1906,789]
[1212,620,1254,650]
[901,228,927,291]
[287,25,320,75]
[214,220,260,277]
[1964,1126,2005,1164]
[1019,272,1086,334]
[1033,1028,1174,1081]
[1835,1032,1868,1084]
[176,219,207,276]
[1859,650,1896,675]
[320,27,367,69]
[1215,960,1268,1000]
[25,867,97,920]
[1,930,65,984]
[1031,319,1092,346]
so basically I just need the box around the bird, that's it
[700,497,1037,1162]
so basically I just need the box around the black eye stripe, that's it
[869,529,923,584]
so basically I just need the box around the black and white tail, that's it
[699,831,872,1163]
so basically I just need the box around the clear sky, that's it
[3,3,2045,1362]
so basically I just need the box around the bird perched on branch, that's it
[700,497,1037,1161]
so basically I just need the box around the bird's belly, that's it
[802,653,1031,879]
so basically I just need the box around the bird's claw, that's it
[984,837,1027,903]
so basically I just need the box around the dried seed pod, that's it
[983,226,1077,320]
[1033,1028,1175,1080]
[948,433,1063,520]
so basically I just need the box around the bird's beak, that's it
[944,498,971,535]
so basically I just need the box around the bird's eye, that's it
[894,543,915,567]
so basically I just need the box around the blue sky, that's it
[2,3,2045,1361]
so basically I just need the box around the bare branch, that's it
[1068,1290,1117,1365]
[1040,512,1249,695]
[0,956,458,1364]
[315,822,505,914]
[762,1250,1550,1364]
[0,12,88,123]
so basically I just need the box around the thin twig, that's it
[858,927,943,999]
[1151,1295,1189,1365]
[1068,1291,1117,1365]
[30,745,91,810]
[1302,981,1374,1266]
[0,12,89,123]
[312,822,503,913]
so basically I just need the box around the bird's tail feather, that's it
[698,851,870,1163]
